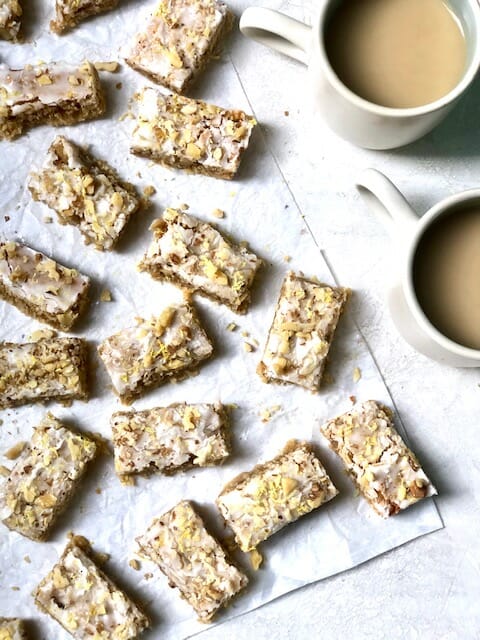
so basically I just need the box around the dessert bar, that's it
[131,89,256,179]
[216,440,338,552]
[0,413,97,541]
[139,207,261,312]
[136,500,248,621]
[34,539,149,639]
[29,136,140,251]
[126,0,233,92]
[112,402,229,477]
[0,337,88,409]
[98,303,213,403]
[0,240,90,330]
[51,0,119,34]
[0,62,105,140]
[257,272,349,392]
[320,400,437,517]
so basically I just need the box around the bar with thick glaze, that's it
[136,500,248,621]
[0,240,90,330]
[0,414,97,541]
[320,400,437,517]
[112,402,229,477]
[0,0,22,41]
[216,440,338,552]
[29,136,140,251]
[0,62,105,140]
[98,303,212,403]
[51,0,119,34]
[126,0,232,92]
[139,207,261,312]
[0,337,88,409]
[34,539,149,639]
[131,88,256,179]
[257,272,349,392]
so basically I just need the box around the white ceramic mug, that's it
[356,169,480,367]
[239,1,480,150]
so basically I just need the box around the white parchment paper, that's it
[0,1,442,638]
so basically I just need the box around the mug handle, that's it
[355,169,419,243]
[239,7,311,65]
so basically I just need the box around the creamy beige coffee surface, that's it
[413,207,480,350]
[325,0,467,108]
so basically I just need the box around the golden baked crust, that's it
[50,0,119,34]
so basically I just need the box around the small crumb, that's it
[4,441,26,460]
[29,328,57,342]
[143,572,153,580]
[143,185,156,197]
[228,403,239,410]
[94,61,119,72]
[349,395,356,404]
[0,465,10,477]
[95,487,102,494]
[259,404,281,423]
[4,215,10,222]
[250,549,263,570]
[115,82,123,90]
[11,586,20,591]
[179,203,189,210]
[24,555,31,564]
[212,208,225,219]
[243,342,254,352]
[229,191,236,197]
[100,289,112,302]
[353,367,362,383]
[136,171,142,179]
[93,552,110,565]
[129,559,140,571]
[241,330,249,338]
[120,475,135,486]
[284,110,289,116]
[226,322,237,332]
[283,255,291,263]
[43,216,53,224]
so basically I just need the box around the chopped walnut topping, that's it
[4,441,26,460]
[100,288,112,302]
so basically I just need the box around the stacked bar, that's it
[34,540,149,639]
[98,303,213,403]
[131,89,256,179]
[29,136,140,251]
[257,272,349,392]
[0,337,88,409]
[0,414,97,541]
[136,500,248,621]
[126,0,233,92]
[320,400,437,517]
[139,207,262,312]
[216,440,338,551]
[111,402,229,477]
[0,240,90,330]
[51,0,119,34]
[0,0,22,41]
[0,62,105,140]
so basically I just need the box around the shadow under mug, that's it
[239,1,480,150]
[356,169,480,367]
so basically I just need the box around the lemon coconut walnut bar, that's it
[320,400,437,517]
[0,414,97,541]
[0,337,88,409]
[257,272,350,392]
[111,402,229,478]
[98,303,213,403]
[131,88,256,179]
[0,62,105,141]
[136,500,248,622]
[216,440,338,552]
[125,0,233,93]
[138,207,262,313]
[29,136,140,251]
[0,0,22,41]
[34,539,150,639]
[0,241,90,331]
[50,0,119,34]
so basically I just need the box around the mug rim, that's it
[404,189,480,359]
[315,0,480,119]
